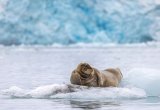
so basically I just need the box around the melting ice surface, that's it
[2,84,147,99]
[126,68,160,96]
[0,0,160,45]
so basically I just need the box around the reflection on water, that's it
[50,97,160,110]
[70,100,120,109]
[51,99,121,110]
[70,100,102,109]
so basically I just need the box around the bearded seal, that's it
[70,63,123,87]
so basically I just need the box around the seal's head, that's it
[76,63,93,79]
[70,63,95,86]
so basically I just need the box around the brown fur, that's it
[70,63,123,87]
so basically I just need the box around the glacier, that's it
[0,0,160,45]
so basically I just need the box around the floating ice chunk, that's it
[1,84,87,98]
[1,84,146,99]
[51,87,146,100]
[125,68,160,96]
[28,84,69,98]
[1,86,27,98]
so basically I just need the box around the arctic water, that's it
[1,46,160,110]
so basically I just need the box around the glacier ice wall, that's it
[0,0,159,45]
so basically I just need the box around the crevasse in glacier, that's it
[0,0,159,45]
